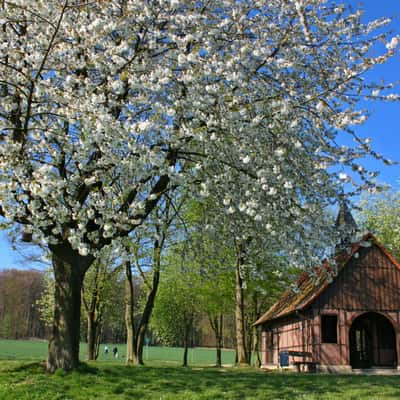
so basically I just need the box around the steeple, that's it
[335,202,358,249]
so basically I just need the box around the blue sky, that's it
[0,1,399,270]
[350,0,400,188]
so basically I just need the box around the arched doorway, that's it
[349,312,397,369]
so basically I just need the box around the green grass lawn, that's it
[1,340,400,399]
[1,360,400,400]
[0,339,236,366]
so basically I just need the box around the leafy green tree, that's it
[124,195,184,365]
[182,201,236,366]
[0,269,46,339]
[197,266,234,368]
[152,250,201,367]
[358,191,400,260]
[36,269,54,329]
[82,253,119,361]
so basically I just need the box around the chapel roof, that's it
[254,233,400,326]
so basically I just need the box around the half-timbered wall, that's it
[260,244,400,370]
[261,317,314,366]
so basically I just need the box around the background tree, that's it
[124,194,184,365]
[181,200,236,367]
[36,269,54,330]
[0,269,47,339]
[82,251,119,361]
[100,275,126,345]
[0,0,397,371]
[152,249,201,367]
[244,254,296,367]
[358,191,400,260]
[196,261,235,368]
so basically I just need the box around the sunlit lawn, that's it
[0,339,235,365]
[1,360,400,400]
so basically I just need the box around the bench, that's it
[293,360,318,373]
[287,351,312,358]
[279,351,318,372]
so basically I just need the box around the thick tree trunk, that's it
[47,243,93,372]
[235,252,249,365]
[125,262,138,365]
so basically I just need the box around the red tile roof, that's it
[254,233,400,326]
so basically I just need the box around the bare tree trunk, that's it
[86,312,100,360]
[235,248,249,365]
[252,326,261,367]
[125,262,138,365]
[47,243,93,372]
[209,314,224,368]
[135,287,156,365]
[183,320,191,367]
[136,246,161,365]
[250,293,261,367]
[94,323,102,360]
[82,260,104,361]
[87,313,95,360]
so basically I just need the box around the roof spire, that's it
[335,201,358,248]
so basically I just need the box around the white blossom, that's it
[242,155,251,164]
[0,0,396,265]
[386,36,399,50]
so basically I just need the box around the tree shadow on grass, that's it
[6,361,44,374]
[95,366,400,399]
[3,362,400,399]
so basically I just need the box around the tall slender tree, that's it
[124,195,184,365]
[82,253,117,361]
[152,249,200,367]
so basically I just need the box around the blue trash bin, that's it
[279,350,289,367]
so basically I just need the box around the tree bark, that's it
[125,234,162,365]
[135,297,154,365]
[235,245,249,365]
[135,256,160,364]
[86,312,100,361]
[125,262,138,365]
[252,326,261,367]
[82,261,103,361]
[216,314,223,368]
[182,320,191,367]
[209,314,224,368]
[47,243,93,372]
[250,292,261,367]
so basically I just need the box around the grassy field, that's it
[0,339,236,366]
[1,340,400,399]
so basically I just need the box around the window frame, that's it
[321,314,338,344]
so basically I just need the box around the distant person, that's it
[113,346,118,358]
[104,345,109,356]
